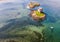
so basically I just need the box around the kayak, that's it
[31,10,46,21]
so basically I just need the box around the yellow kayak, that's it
[31,10,46,21]
[35,10,45,17]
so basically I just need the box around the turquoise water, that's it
[0,0,60,42]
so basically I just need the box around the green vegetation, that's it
[0,25,46,42]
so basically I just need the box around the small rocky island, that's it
[27,2,46,21]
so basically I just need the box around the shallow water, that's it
[0,0,60,42]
